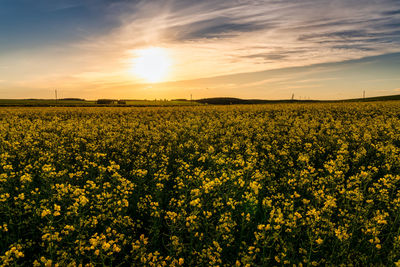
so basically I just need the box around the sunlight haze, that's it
[131,47,172,83]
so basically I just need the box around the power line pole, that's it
[55,89,58,104]
[363,90,365,100]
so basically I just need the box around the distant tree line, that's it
[196,97,322,105]
[60,98,85,101]
[96,99,126,105]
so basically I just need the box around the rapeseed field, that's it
[1,103,400,266]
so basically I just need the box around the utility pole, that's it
[363,90,365,100]
[55,89,58,104]
[291,93,294,101]
[191,94,193,105]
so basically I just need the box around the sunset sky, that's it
[1,0,400,100]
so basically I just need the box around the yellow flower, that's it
[102,242,111,251]
[113,244,121,253]
[41,209,51,218]
[20,174,32,183]
[275,255,280,263]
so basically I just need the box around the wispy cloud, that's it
[71,0,400,82]
[1,0,400,98]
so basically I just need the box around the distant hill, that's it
[60,98,85,101]
[196,97,321,105]
[196,94,400,105]
[2,94,400,107]
[343,94,400,102]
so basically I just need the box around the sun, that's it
[132,47,172,83]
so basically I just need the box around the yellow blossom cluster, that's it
[1,103,400,265]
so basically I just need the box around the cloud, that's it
[76,0,400,80]
[170,18,270,40]
[2,0,400,98]
[382,9,400,16]
[331,45,376,52]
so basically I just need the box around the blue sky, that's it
[0,0,399,99]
